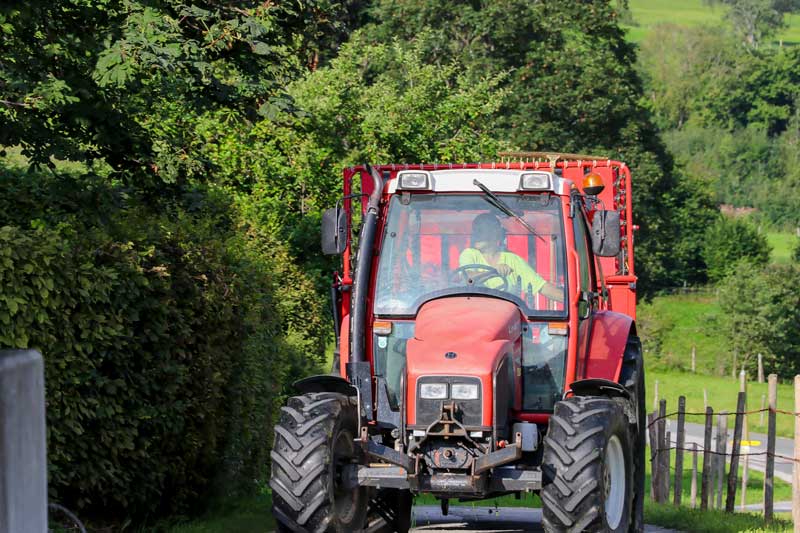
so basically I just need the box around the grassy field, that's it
[624,0,800,45]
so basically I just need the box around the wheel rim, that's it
[332,429,358,522]
[604,435,626,529]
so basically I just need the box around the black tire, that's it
[619,336,645,533]
[541,396,634,533]
[271,392,368,533]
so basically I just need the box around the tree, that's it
[0,0,347,187]
[362,0,717,294]
[638,25,741,131]
[705,0,800,48]
[718,261,800,377]
[702,216,772,282]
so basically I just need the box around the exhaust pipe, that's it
[347,164,383,420]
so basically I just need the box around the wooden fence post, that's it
[658,399,667,503]
[648,412,658,502]
[716,412,727,510]
[757,353,764,384]
[653,379,659,412]
[726,391,746,513]
[765,374,777,522]
[793,375,800,533]
[674,396,686,506]
[740,370,749,511]
[691,442,699,509]
[701,406,713,510]
[664,430,672,501]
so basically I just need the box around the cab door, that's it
[572,204,598,379]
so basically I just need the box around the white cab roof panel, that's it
[386,168,570,195]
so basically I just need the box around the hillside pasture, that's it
[624,0,800,45]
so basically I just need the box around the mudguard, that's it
[570,378,630,399]
[581,310,634,383]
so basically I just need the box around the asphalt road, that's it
[411,506,682,532]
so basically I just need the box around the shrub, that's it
[702,216,771,283]
[717,261,800,379]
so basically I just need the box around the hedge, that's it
[0,172,326,520]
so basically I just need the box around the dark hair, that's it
[472,213,505,245]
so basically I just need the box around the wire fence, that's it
[646,375,799,523]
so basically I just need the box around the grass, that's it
[645,503,793,532]
[161,494,275,533]
[766,231,798,264]
[623,0,800,45]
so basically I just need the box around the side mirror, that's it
[591,210,621,257]
[321,207,347,255]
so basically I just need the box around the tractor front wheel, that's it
[541,397,633,533]
[271,392,368,533]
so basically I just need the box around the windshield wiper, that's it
[473,179,545,243]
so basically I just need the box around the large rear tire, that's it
[271,392,368,533]
[619,336,645,533]
[541,397,634,533]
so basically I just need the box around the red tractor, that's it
[271,154,645,533]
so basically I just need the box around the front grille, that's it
[416,376,482,428]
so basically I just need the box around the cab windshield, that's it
[373,193,567,317]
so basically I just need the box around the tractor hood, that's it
[405,296,523,426]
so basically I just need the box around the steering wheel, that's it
[452,264,508,292]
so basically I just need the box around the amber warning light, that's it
[582,172,605,196]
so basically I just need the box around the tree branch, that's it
[0,99,31,108]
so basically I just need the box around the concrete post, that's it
[0,349,47,533]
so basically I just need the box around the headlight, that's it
[420,383,448,399]
[451,383,479,400]
[518,172,552,191]
[397,171,431,190]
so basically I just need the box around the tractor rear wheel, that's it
[271,392,368,533]
[619,336,645,533]
[541,397,633,533]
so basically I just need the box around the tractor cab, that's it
[371,170,570,415]
[271,156,646,533]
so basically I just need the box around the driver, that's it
[459,213,564,302]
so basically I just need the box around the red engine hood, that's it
[406,296,522,426]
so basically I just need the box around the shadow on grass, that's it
[156,493,274,533]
